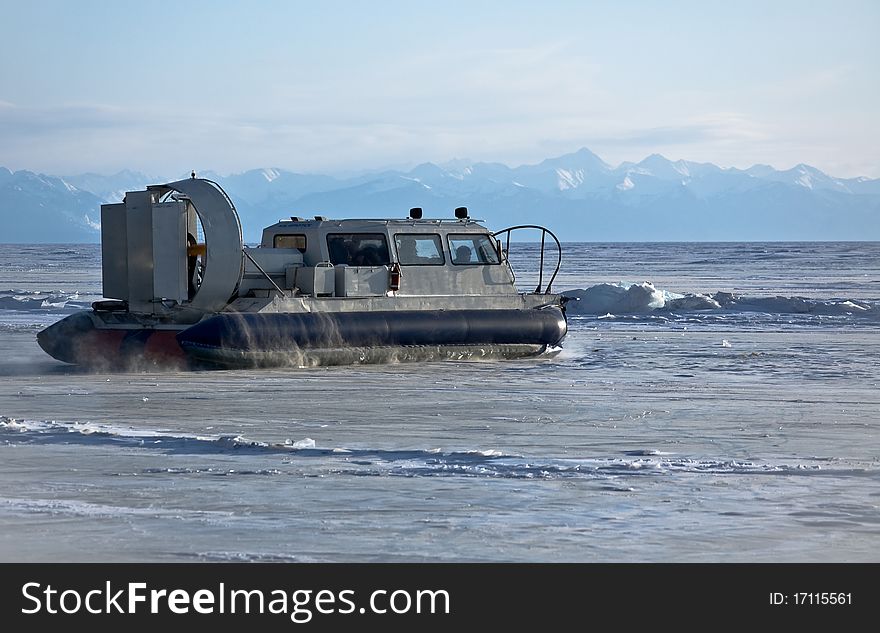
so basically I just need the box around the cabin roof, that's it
[270,217,485,227]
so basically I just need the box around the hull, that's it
[38,307,567,369]
[37,311,189,369]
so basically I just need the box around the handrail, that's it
[491,225,562,294]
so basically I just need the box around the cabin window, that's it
[394,234,445,266]
[326,233,390,266]
[274,234,307,251]
[448,234,500,265]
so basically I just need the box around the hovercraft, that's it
[37,178,567,368]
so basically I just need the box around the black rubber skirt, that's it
[177,308,567,365]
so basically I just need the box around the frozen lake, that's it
[1,242,878,561]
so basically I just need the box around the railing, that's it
[491,225,562,294]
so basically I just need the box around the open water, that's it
[0,242,878,561]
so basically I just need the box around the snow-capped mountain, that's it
[507,147,614,194]
[755,163,862,194]
[206,168,341,207]
[64,169,158,203]
[0,168,104,242]
[1,149,878,242]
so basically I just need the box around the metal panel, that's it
[287,266,303,292]
[314,264,335,296]
[151,201,188,304]
[244,248,304,274]
[124,190,156,313]
[290,266,314,295]
[293,264,335,296]
[100,203,128,300]
[334,265,387,297]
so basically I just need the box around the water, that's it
[0,242,878,562]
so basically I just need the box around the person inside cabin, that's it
[354,245,383,266]
[454,244,474,264]
[398,237,419,264]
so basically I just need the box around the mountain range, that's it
[2,148,879,242]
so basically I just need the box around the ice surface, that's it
[1,242,878,562]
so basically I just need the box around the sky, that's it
[0,0,878,178]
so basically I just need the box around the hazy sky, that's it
[1,0,878,177]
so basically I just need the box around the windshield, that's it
[448,234,500,265]
[394,234,445,265]
[327,233,390,266]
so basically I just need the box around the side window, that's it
[326,233,390,266]
[448,234,500,265]
[394,234,445,266]
[274,234,307,251]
